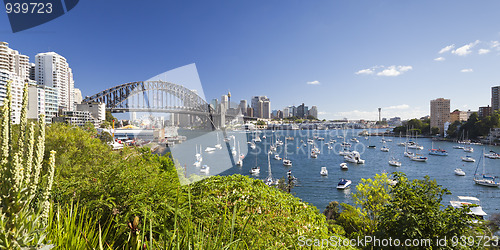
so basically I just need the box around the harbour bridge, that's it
[83,80,239,128]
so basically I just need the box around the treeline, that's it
[447,111,500,140]
[392,118,434,135]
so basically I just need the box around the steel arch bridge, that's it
[83,81,212,115]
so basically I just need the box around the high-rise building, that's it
[239,100,247,116]
[262,99,271,119]
[492,86,500,112]
[309,106,318,119]
[220,95,228,112]
[297,103,308,118]
[73,88,82,107]
[251,96,269,118]
[430,98,450,135]
[35,52,74,112]
[479,106,492,118]
[246,106,253,117]
[0,41,31,123]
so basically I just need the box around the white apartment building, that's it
[76,102,105,123]
[73,88,82,108]
[27,82,58,123]
[0,41,31,123]
[35,52,74,113]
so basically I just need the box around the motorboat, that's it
[410,155,428,162]
[311,152,318,158]
[388,158,401,167]
[283,159,292,166]
[484,151,500,159]
[317,137,325,141]
[450,196,487,220]
[404,151,414,158]
[340,163,348,170]
[336,178,352,189]
[250,142,256,149]
[380,145,389,152]
[461,156,475,162]
[320,167,328,176]
[454,168,466,176]
[344,151,365,164]
[367,145,376,149]
[205,147,216,152]
[250,166,260,174]
[453,145,465,149]
[350,138,359,143]
[463,146,474,153]
[200,165,210,173]
[339,149,351,156]
[274,154,282,160]
[429,149,448,156]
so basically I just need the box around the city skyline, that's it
[2,1,500,120]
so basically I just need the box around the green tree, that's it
[105,110,116,123]
[376,172,479,249]
[431,126,440,135]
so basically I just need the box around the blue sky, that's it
[2,0,500,120]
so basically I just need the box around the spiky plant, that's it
[0,81,56,249]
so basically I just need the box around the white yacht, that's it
[388,158,401,167]
[200,165,210,173]
[474,150,499,187]
[340,163,348,170]
[336,178,352,189]
[205,146,216,152]
[450,196,487,221]
[454,168,466,176]
[250,166,260,174]
[320,167,328,176]
[344,151,365,164]
[461,156,475,162]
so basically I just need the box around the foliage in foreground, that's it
[0,83,56,249]
[331,172,493,249]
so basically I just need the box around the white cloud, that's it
[306,80,320,85]
[452,40,480,56]
[491,41,500,49]
[397,65,412,72]
[439,44,455,54]
[385,104,410,110]
[478,49,490,54]
[434,57,445,61]
[376,65,413,77]
[356,65,412,77]
[355,69,374,75]
[460,68,473,73]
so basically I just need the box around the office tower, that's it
[492,86,500,112]
[262,99,271,119]
[297,103,308,118]
[430,98,450,135]
[239,99,247,115]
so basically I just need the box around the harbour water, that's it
[169,129,500,217]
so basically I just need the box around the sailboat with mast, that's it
[265,152,279,186]
[215,132,222,149]
[473,149,499,187]
[283,138,292,166]
[193,144,203,167]
[236,141,243,166]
